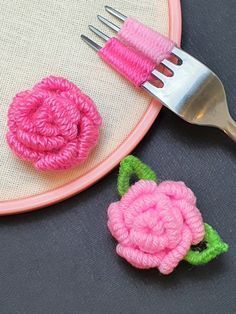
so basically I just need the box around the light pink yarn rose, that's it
[108,180,205,275]
[6,76,102,171]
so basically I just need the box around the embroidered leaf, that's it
[118,155,157,196]
[184,223,228,265]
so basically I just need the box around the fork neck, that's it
[222,115,236,142]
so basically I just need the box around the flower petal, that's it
[157,181,196,205]
[117,244,165,269]
[120,180,158,211]
[157,181,204,245]
[174,200,205,245]
[107,202,130,244]
[158,226,192,275]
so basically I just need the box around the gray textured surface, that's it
[0,0,235,313]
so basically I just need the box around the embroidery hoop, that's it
[0,0,181,215]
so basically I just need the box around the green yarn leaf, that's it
[184,223,228,265]
[118,155,157,197]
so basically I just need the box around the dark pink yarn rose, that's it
[6,76,102,171]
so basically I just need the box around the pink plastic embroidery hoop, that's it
[0,0,182,215]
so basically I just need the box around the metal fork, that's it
[82,6,236,142]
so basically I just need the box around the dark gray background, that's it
[0,0,235,313]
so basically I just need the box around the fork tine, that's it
[97,15,120,32]
[89,25,110,41]
[171,47,187,61]
[81,35,102,52]
[161,59,179,71]
[151,70,167,84]
[142,81,162,97]
[105,6,127,22]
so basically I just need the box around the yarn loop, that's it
[118,155,157,196]
[184,223,228,265]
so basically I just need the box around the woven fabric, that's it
[0,0,169,201]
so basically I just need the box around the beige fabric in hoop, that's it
[0,0,169,201]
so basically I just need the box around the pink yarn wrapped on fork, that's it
[96,18,174,87]
[99,38,156,87]
[117,17,175,64]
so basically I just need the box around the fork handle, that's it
[223,116,236,142]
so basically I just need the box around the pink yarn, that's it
[117,18,175,64]
[6,76,102,171]
[107,180,205,275]
[98,38,156,87]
